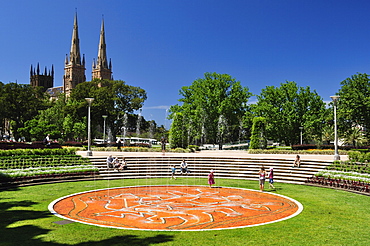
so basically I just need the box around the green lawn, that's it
[1,178,369,246]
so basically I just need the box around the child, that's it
[208,170,215,188]
[268,167,276,190]
[170,165,176,179]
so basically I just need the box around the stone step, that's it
[88,156,331,184]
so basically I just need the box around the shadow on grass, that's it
[0,198,174,246]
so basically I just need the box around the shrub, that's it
[348,150,370,163]
[188,145,200,152]
[248,149,347,155]
[249,117,267,149]
[0,148,76,157]
[0,141,63,150]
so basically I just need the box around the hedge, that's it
[0,148,77,157]
[0,141,62,150]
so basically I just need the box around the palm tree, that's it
[342,127,367,147]
[322,125,333,145]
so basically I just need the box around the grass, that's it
[1,178,370,246]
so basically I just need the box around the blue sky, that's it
[1,0,370,128]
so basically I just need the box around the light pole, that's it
[330,95,340,161]
[102,115,107,143]
[299,126,303,145]
[85,98,94,156]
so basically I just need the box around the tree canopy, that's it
[67,79,147,140]
[17,79,148,142]
[0,82,48,140]
[250,81,326,146]
[169,72,252,146]
[337,73,370,138]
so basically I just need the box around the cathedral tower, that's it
[63,12,86,95]
[30,63,54,92]
[92,18,113,81]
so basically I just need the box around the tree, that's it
[321,124,334,145]
[1,83,48,140]
[0,82,5,139]
[20,94,66,141]
[249,117,267,149]
[69,79,147,141]
[169,72,252,146]
[169,112,188,149]
[337,73,370,137]
[342,127,367,147]
[251,81,326,146]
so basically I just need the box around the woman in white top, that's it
[258,166,266,191]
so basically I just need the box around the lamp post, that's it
[85,98,94,156]
[330,95,340,161]
[299,126,303,145]
[102,115,107,143]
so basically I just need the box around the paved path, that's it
[78,150,348,162]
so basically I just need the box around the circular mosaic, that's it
[49,185,303,231]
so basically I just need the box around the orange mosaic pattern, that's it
[49,186,302,231]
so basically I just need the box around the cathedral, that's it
[30,13,113,96]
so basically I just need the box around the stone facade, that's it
[30,63,54,92]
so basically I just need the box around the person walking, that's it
[161,137,166,155]
[170,165,176,179]
[268,167,276,190]
[259,166,266,191]
[43,134,51,147]
[208,170,215,188]
[117,139,122,151]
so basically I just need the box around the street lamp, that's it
[85,98,94,156]
[102,115,107,143]
[330,95,340,161]
[299,126,303,145]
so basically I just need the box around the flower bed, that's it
[1,165,98,180]
[0,148,97,185]
[306,175,370,194]
[0,155,91,169]
[316,170,370,183]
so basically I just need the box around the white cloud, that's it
[142,105,170,110]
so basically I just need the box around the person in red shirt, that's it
[208,170,215,188]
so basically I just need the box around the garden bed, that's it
[0,148,98,185]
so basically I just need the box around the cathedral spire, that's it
[92,16,112,81]
[63,11,86,96]
[97,17,108,69]
[69,12,81,65]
